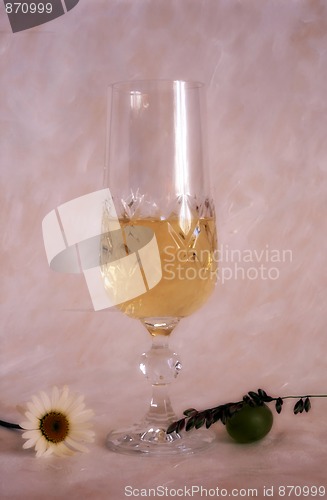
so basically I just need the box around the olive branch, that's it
[167,389,327,434]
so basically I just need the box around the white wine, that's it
[101,217,217,326]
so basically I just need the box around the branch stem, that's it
[280,394,327,400]
[0,420,22,430]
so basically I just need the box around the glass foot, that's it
[106,325,216,456]
[106,423,216,456]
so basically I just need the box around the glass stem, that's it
[139,331,182,441]
[145,385,176,428]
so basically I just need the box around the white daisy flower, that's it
[20,386,95,457]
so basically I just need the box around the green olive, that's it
[226,403,273,443]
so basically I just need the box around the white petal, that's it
[71,423,94,435]
[26,401,42,418]
[71,410,94,423]
[65,397,85,415]
[69,394,85,408]
[56,386,70,407]
[62,385,70,395]
[22,438,37,450]
[69,430,95,442]
[24,411,40,425]
[22,430,40,440]
[55,397,71,413]
[70,429,89,440]
[77,426,94,434]
[57,394,75,412]
[35,436,48,456]
[31,395,47,415]
[65,437,89,453]
[69,401,87,414]
[36,448,49,458]
[20,421,38,430]
[42,446,54,458]
[39,391,52,412]
[53,442,74,457]
[51,386,60,407]
[69,406,88,420]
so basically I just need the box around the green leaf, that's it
[275,397,283,414]
[177,419,185,433]
[185,416,196,432]
[258,388,274,402]
[221,409,228,425]
[304,397,311,413]
[228,402,244,416]
[258,388,267,398]
[167,421,178,434]
[248,391,263,405]
[183,408,198,417]
[205,411,214,429]
[294,398,304,414]
[195,413,206,429]
[212,408,222,424]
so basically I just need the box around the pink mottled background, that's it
[1,1,326,498]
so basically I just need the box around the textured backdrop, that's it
[1,1,326,498]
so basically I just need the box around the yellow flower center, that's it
[39,412,70,443]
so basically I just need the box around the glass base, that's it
[106,422,216,456]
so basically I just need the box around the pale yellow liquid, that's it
[101,217,217,327]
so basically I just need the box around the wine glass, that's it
[102,80,217,455]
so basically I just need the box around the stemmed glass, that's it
[102,80,217,455]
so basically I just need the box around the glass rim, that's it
[110,79,205,93]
